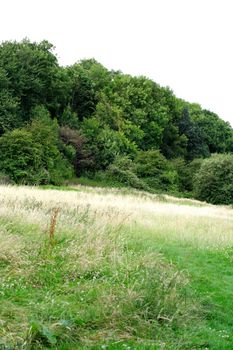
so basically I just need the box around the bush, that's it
[81,118,137,170]
[0,129,44,184]
[106,156,149,190]
[0,107,74,185]
[59,126,94,176]
[194,154,233,204]
[171,158,204,193]
[135,150,179,192]
[28,106,74,184]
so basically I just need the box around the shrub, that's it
[106,156,149,190]
[135,150,168,178]
[0,129,43,184]
[186,158,204,191]
[28,106,74,184]
[0,107,74,185]
[171,158,204,193]
[194,154,233,204]
[59,126,94,176]
[81,118,137,170]
[135,150,179,192]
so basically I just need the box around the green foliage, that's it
[135,150,179,191]
[135,150,168,177]
[194,154,233,204]
[0,107,73,185]
[178,107,210,160]
[0,90,22,134]
[81,117,137,170]
[106,156,149,190]
[0,39,61,119]
[0,129,43,184]
[172,158,204,193]
[28,106,74,184]
[98,74,170,150]
[28,321,57,346]
[0,38,232,192]
[161,124,188,159]
[226,134,233,152]
[67,63,97,120]
[190,105,233,154]
[186,158,204,191]
[59,105,79,129]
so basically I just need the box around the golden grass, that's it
[0,185,232,250]
[2,184,230,347]
[0,231,24,267]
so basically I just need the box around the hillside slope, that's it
[0,185,233,349]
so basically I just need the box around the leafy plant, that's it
[194,153,233,204]
[135,150,179,191]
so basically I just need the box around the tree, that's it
[178,107,209,160]
[0,129,43,183]
[135,150,179,191]
[81,117,137,170]
[59,126,93,176]
[160,92,188,158]
[95,74,170,149]
[171,158,204,192]
[0,90,21,135]
[190,106,233,154]
[161,124,187,159]
[0,39,63,120]
[27,106,74,184]
[67,64,97,121]
[194,154,233,204]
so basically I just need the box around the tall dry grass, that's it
[0,185,232,249]
[0,185,233,347]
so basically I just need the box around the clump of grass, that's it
[0,231,24,268]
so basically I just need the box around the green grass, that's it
[161,245,233,349]
[130,226,233,349]
[0,185,233,349]
[0,219,195,349]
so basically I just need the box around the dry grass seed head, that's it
[0,231,25,267]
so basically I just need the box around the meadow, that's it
[0,185,233,349]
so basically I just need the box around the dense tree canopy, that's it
[0,39,232,203]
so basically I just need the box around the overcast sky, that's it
[1,0,233,125]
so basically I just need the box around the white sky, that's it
[1,0,233,125]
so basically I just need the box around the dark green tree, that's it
[135,150,179,191]
[0,90,21,135]
[190,106,233,153]
[0,39,65,120]
[81,117,137,170]
[194,154,233,204]
[27,106,74,184]
[178,107,209,160]
[0,129,43,183]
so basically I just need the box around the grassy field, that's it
[0,185,233,349]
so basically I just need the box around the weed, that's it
[49,207,60,244]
